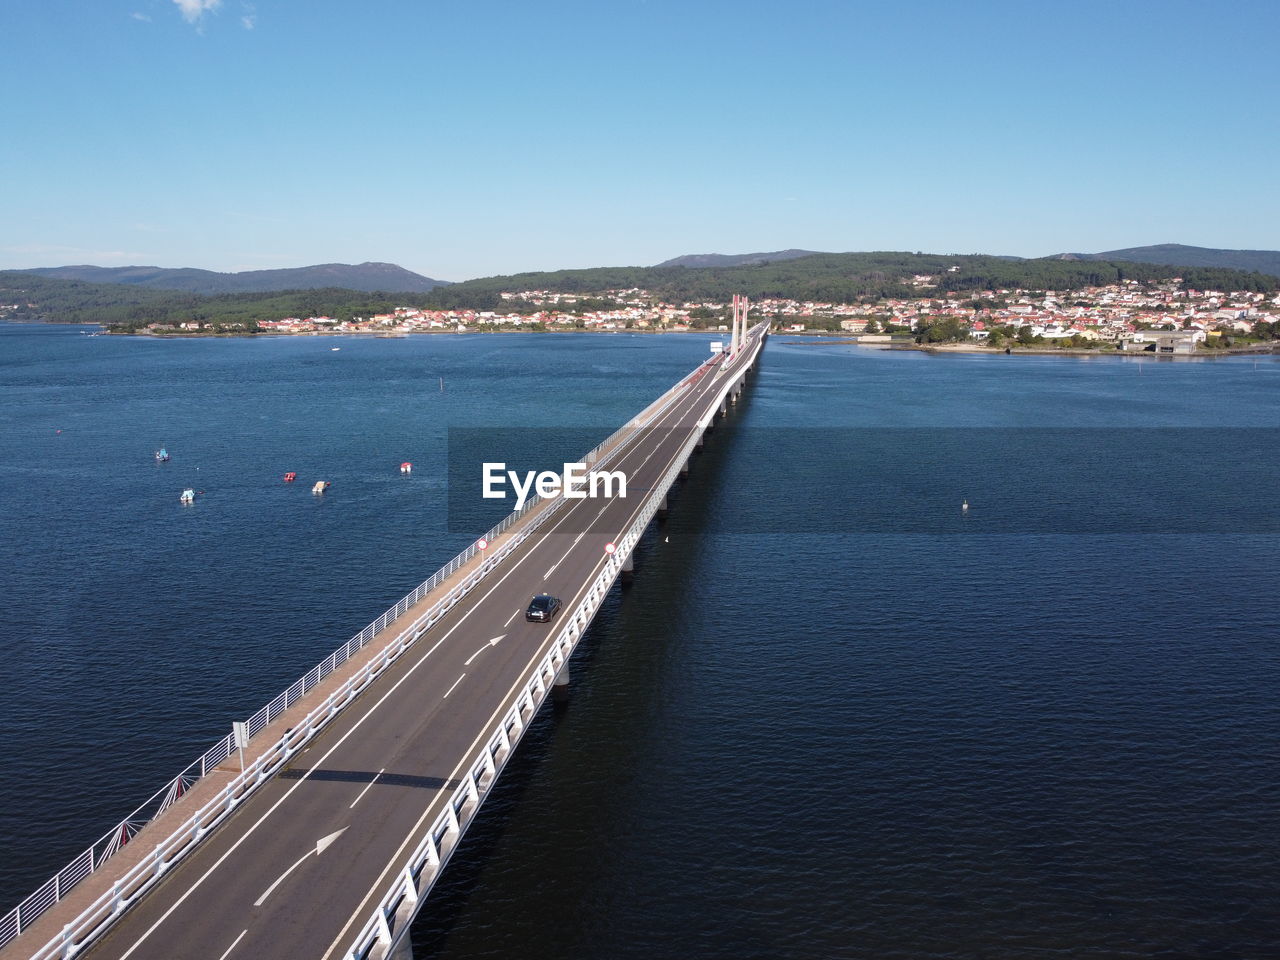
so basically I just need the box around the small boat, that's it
[180,488,195,504]
[283,472,297,483]
[155,448,170,462]
[312,480,330,494]
[400,462,412,474]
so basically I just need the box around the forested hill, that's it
[422,252,1279,310]
[3,252,1276,329]
[654,249,821,268]
[1052,244,1280,277]
[24,261,447,294]
[0,272,433,328]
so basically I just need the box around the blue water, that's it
[2,326,1278,958]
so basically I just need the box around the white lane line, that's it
[543,536,582,581]
[216,930,247,960]
[319,357,746,960]
[253,828,347,907]
[348,769,385,810]
[443,674,466,699]
[504,609,519,627]
[573,532,584,545]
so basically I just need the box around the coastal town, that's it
[183,276,1280,353]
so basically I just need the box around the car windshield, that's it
[531,597,551,611]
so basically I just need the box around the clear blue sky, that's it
[3,0,1277,280]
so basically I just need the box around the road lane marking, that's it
[504,609,519,627]
[464,636,504,666]
[216,930,247,960]
[253,828,347,907]
[348,770,385,810]
[443,674,466,699]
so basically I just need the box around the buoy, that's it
[400,462,412,474]
[962,500,969,511]
[284,472,297,483]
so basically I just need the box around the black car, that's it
[525,594,562,623]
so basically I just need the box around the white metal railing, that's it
[344,328,766,960]
[3,352,713,957]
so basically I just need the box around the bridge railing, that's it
[2,348,713,957]
[345,328,765,960]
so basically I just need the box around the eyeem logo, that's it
[483,462,627,511]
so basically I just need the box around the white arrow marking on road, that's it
[465,635,504,666]
[253,828,347,907]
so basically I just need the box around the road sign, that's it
[232,721,249,772]
[477,537,489,550]
[604,542,616,555]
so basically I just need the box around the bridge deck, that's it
[11,329,764,960]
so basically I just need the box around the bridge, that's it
[2,302,767,960]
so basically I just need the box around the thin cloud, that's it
[130,11,152,21]
[172,0,221,24]
[241,14,256,29]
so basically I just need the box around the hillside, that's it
[5,251,1276,331]
[0,272,440,329]
[423,251,1279,311]
[1053,244,1280,277]
[25,261,448,294]
[654,249,822,268]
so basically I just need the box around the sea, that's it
[1,323,1277,959]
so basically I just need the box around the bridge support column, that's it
[657,493,668,519]
[620,551,635,584]
[553,661,571,702]
[719,399,727,416]
[696,432,704,449]
[679,458,689,477]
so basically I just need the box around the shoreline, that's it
[779,336,1279,359]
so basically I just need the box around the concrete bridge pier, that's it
[553,661,571,702]
[679,458,689,477]
[696,432,704,449]
[719,399,727,416]
[656,493,669,519]
[620,551,635,584]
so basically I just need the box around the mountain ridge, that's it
[658,243,1280,277]
[1047,243,1280,277]
[654,249,822,268]
[24,261,448,294]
